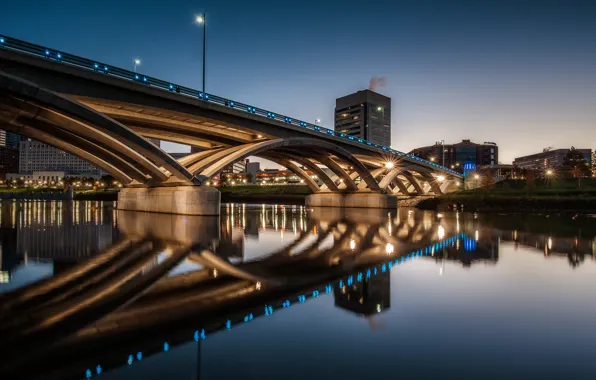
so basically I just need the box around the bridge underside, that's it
[0,70,461,215]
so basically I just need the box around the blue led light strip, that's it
[0,34,461,177]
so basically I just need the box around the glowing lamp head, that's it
[437,175,446,182]
[385,161,394,169]
[196,15,204,24]
[474,174,480,179]
[546,169,553,176]
[134,59,141,65]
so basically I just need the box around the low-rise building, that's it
[513,148,592,173]
[409,140,498,172]
[19,140,105,176]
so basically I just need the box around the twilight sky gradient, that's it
[2,0,595,163]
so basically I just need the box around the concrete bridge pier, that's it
[305,192,397,209]
[118,186,220,216]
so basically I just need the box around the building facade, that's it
[409,140,498,172]
[335,90,391,147]
[0,147,19,180]
[592,151,596,177]
[513,148,592,173]
[18,140,105,176]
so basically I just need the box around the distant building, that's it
[478,164,523,180]
[146,138,160,148]
[335,89,391,147]
[513,148,592,173]
[222,159,247,174]
[18,140,105,176]
[246,161,260,183]
[409,140,498,172]
[592,151,596,177]
[0,147,19,180]
[0,130,26,149]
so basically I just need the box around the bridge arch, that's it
[0,72,197,186]
[181,138,383,192]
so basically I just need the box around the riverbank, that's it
[0,188,119,201]
[417,179,596,213]
[219,185,311,205]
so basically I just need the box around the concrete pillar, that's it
[118,186,220,216]
[305,192,397,209]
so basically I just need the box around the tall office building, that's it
[19,140,105,176]
[0,130,23,179]
[335,90,391,147]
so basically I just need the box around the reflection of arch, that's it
[182,138,382,192]
[0,72,196,186]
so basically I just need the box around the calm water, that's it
[1,201,596,380]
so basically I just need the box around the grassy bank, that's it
[219,185,311,204]
[418,178,596,213]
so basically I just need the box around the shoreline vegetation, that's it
[2,180,596,213]
[417,178,596,214]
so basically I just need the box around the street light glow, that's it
[134,59,141,65]
[437,175,445,182]
[385,161,394,169]
[474,174,480,179]
[546,169,553,176]
[196,15,204,24]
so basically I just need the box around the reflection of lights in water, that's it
[376,304,382,313]
[255,281,262,290]
[385,243,394,254]
[212,268,218,278]
[439,266,444,276]
[438,225,445,240]
[548,237,553,250]
[513,230,518,240]
[437,213,443,219]
[475,230,479,241]
[350,239,356,250]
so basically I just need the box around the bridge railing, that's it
[0,35,461,177]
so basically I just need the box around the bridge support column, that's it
[118,186,220,216]
[305,192,397,209]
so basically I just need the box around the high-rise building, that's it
[409,140,498,172]
[18,140,105,176]
[335,90,391,147]
[0,147,19,180]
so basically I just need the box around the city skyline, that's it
[2,0,595,164]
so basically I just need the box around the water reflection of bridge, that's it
[0,206,458,380]
[2,205,596,379]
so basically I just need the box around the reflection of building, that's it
[513,148,592,172]
[591,151,596,177]
[334,270,390,315]
[18,140,105,176]
[409,140,498,172]
[335,89,391,147]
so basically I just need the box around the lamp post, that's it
[133,58,140,72]
[195,14,207,93]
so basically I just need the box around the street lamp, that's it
[437,175,445,182]
[546,169,553,188]
[195,14,207,92]
[315,118,321,125]
[385,161,394,169]
[133,58,141,72]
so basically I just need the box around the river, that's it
[1,200,596,379]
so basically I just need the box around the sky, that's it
[2,0,595,164]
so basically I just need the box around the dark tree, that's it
[561,147,590,178]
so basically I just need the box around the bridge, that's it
[0,35,462,215]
